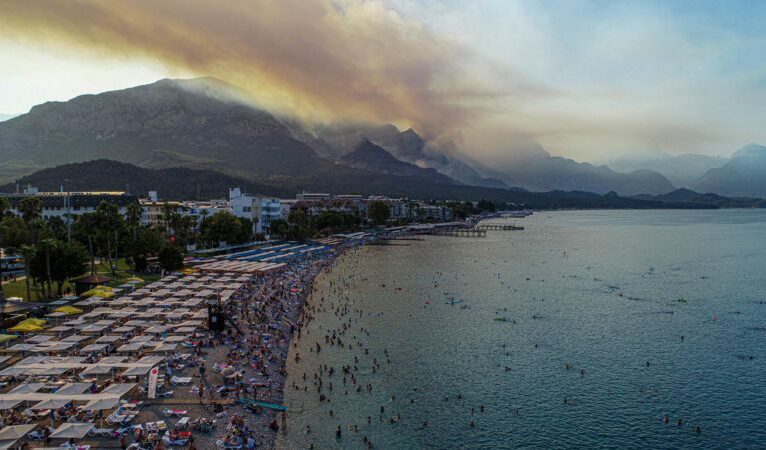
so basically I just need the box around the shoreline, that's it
[250,240,363,449]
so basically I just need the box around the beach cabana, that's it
[54,306,83,315]
[0,335,17,348]
[72,275,112,296]
[49,423,94,440]
[0,424,37,450]
[9,318,46,333]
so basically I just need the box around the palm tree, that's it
[39,238,56,298]
[19,245,35,301]
[0,197,10,218]
[18,197,41,224]
[126,202,142,239]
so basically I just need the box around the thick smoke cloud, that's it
[0,0,505,138]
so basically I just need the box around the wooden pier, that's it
[432,227,487,238]
[475,224,525,231]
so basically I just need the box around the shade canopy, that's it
[49,423,94,439]
[81,397,118,411]
[9,318,46,333]
[0,424,36,440]
[0,335,18,344]
[54,306,83,315]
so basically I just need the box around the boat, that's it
[445,300,463,305]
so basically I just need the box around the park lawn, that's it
[0,278,74,303]
[1,257,164,302]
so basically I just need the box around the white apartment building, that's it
[229,188,283,234]
[3,187,136,220]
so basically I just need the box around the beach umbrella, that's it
[0,335,18,345]
[54,306,83,315]
[9,318,46,333]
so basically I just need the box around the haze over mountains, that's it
[0,77,764,198]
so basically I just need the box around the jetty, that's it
[432,227,487,238]
[475,224,524,231]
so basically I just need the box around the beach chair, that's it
[156,390,174,398]
[174,417,189,430]
[216,439,243,449]
[161,431,191,447]
[112,427,131,437]
[170,376,192,385]
[87,427,115,437]
[162,408,188,417]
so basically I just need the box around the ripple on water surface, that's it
[277,210,766,449]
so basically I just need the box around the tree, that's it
[18,197,41,224]
[51,241,88,297]
[285,210,313,241]
[158,245,184,272]
[125,202,142,239]
[199,212,249,247]
[39,238,56,298]
[73,213,98,275]
[94,201,125,275]
[126,227,164,273]
[476,199,496,213]
[19,245,35,301]
[0,215,29,302]
[269,219,289,237]
[0,197,9,218]
[368,200,391,226]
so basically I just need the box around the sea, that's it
[277,209,766,449]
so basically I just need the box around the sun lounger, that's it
[216,439,242,449]
[88,427,115,437]
[156,390,174,398]
[174,417,189,430]
[170,376,192,385]
[162,409,188,417]
[112,427,131,437]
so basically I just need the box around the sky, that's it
[1,0,765,163]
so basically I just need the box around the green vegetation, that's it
[199,211,253,247]
[0,197,172,303]
[367,200,391,226]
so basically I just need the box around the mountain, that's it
[0,159,291,199]
[648,188,761,207]
[313,123,510,189]
[482,145,676,196]
[0,159,721,210]
[609,152,726,187]
[339,139,456,183]
[0,76,685,197]
[0,77,327,183]
[692,144,766,197]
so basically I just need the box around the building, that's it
[414,203,453,222]
[296,192,331,201]
[2,188,137,221]
[229,188,282,234]
[140,196,230,230]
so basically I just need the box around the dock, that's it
[432,227,487,238]
[475,224,524,231]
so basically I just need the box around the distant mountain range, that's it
[1,159,731,210]
[0,77,763,199]
[691,144,766,198]
[0,159,291,199]
[610,152,727,187]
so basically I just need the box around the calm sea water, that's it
[278,210,766,449]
